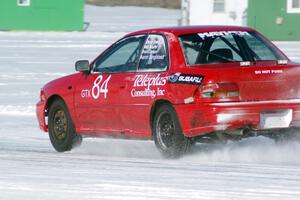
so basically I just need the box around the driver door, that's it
[74,35,146,135]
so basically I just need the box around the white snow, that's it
[0,5,300,200]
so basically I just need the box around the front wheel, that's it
[153,104,191,158]
[48,99,82,152]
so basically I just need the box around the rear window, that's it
[179,31,286,65]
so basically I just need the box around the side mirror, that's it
[75,60,90,73]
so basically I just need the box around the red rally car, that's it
[36,26,300,157]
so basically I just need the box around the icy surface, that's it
[1,5,300,200]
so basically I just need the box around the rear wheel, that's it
[48,99,82,152]
[153,104,191,158]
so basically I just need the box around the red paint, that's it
[36,26,300,139]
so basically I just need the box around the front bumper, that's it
[36,100,47,132]
[174,99,300,137]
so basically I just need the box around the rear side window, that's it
[138,34,168,71]
[180,34,204,65]
[179,31,286,65]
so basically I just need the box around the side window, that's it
[94,35,146,73]
[287,0,300,13]
[179,34,205,65]
[17,0,31,6]
[184,45,199,65]
[138,34,168,71]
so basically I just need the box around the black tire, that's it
[48,99,82,152]
[153,104,191,158]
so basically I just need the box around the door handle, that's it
[120,85,126,89]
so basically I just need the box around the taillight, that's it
[200,82,239,99]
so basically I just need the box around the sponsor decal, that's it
[198,31,249,39]
[133,74,167,89]
[140,36,166,62]
[254,69,283,75]
[131,88,165,99]
[81,89,91,98]
[131,74,167,98]
[81,75,111,99]
[169,73,203,85]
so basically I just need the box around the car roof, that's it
[126,26,256,37]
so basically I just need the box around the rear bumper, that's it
[174,99,300,137]
[36,100,48,132]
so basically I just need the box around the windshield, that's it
[178,31,287,65]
